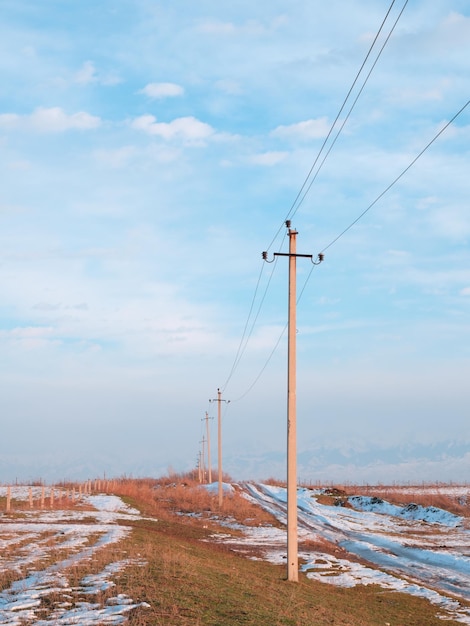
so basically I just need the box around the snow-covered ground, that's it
[214,483,470,624]
[0,487,148,625]
[3,482,470,624]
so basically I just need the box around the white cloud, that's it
[93,146,137,168]
[271,117,330,141]
[215,79,243,95]
[74,61,122,86]
[248,151,288,166]
[429,205,470,240]
[197,20,237,35]
[416,196,439,211]
[9,326,54,338]
[93,144,181,169]
[196,17,278,36]
[30,108,101,132]
[0,203,27,215]
[100,72,122,86]
[0,107,101,133]
[8,159,31,170]
[388,85,446,105]
[1,326,58,350]
[441,11,470,45]
[460,287,470,296]
[75,60,97,84]
[139,82,184,99]
[131,115,214,142]
[0,113,20,128]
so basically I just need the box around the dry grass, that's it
[107,474,275,527]
[111,498,463,626]
[103,477,467,624]
[2,477,468,625]
[1,487,98,514]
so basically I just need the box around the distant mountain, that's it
[0,453,169,485]
[1,440,468,485]
[224,440,470,484]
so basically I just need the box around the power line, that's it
[218,0,411,406]
[221,231,288,393]
[220,261,265,392]
[265,0,402,253]
[231,323,286,403]
[289,0,409,223]
[231,262,320,403]
[236,97,470,402]
[320,98,470,254]
[221,1,404,397]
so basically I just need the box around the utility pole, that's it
[202,412,214,483]
[197,452,202,483]
[209,388,230,507]
[263,221,323,582]
[200,436,206,483]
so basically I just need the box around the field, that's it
[0,477,469,625]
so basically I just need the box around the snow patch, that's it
[348,495,463,527]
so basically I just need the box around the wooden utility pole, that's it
[200,436,206,483]
[203,411,213,483]
[286,227,298,582]
[209,389,230,507]
[197,453,202,483]
[263,221,323,582]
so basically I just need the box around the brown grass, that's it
[107,474,275,527]
[113,498,464,626]
[2,477,468,625]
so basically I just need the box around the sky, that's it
[1,0,469,484]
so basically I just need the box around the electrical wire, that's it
[221,230,288,393]
[265,0,401,253]
[289,0,409,223]
[220,261,265,392]
[320,98,470,254]
[221,258,277,392]
[234,95,470,404]
[231,263,319,403]
[218,0,408,402]
[231,323,286,403]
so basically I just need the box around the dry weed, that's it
[108,474,276,527]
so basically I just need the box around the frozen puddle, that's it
[0,489,148,625]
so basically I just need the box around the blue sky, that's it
[1,0,469,483]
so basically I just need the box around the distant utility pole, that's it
[202,411,214,483]
[263,221,323,583]
[209,388,230,507]
[197,452,202,483]
[200,436,206,483]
